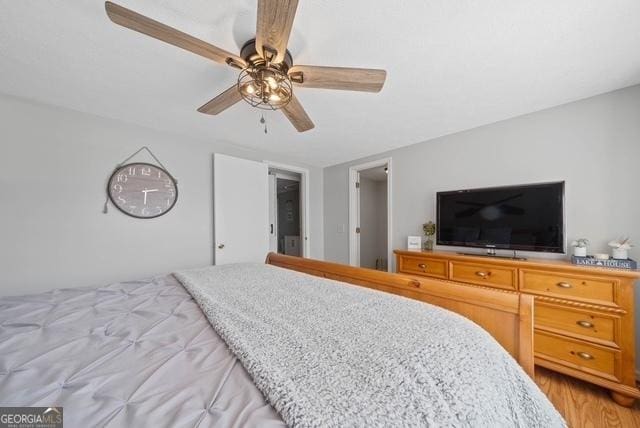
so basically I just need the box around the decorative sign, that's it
[407,236,422,251]
[571,256,637,270]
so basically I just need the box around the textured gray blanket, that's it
[175,263,565,427]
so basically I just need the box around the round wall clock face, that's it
[107,162,178,218]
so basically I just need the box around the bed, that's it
[0,254,564,427]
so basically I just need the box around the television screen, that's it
[437,182,565,253]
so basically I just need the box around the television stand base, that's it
[457,251,528,261]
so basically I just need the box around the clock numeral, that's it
[128,205,137,213]
[155,206,163,215]
[117,174,128,183]
[166,198,172,207]
[141,167,151,176]
[128,167,136,176]
[117,196,126,204]
[141,207,150,216]
[112,184,123,193]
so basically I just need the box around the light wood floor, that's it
[535,367,640,427]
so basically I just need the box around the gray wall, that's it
[359,177,388,269]
[376,180,388,268]
[324,84,640,367]
[325,84,639,264]
[0,94,324,296]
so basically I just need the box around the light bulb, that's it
[245,84,255,94]
[266,76,278,90]
[269,93,281,102]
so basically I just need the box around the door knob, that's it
[217,244,225,249]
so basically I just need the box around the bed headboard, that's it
[265,252,534,378]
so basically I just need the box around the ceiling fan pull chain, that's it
[260,114,268,134]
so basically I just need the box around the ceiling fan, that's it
[105,1,387,132]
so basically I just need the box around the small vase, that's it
[423,237,434,251]
[573,247,587,257]
[612,248,628,260]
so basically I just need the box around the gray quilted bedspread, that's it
[0,275,285,427]
[175,263,566,428]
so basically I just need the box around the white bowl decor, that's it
[571,238,589,257]
[608,237,633,260]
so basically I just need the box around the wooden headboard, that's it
[265,252,534,378]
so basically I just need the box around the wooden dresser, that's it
[395,249,640,406]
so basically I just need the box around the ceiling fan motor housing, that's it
[240,38,293,70]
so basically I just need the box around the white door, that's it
[355,171,361,266]
[268,173,278,252]
[214,154,269,264]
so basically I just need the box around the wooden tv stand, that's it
[395,249,640,406]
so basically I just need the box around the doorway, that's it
[349,158,392,271]
[267,163,309,257]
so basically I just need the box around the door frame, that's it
[348,157,392,271]
[268,173,278,253]
[264,161,310,258]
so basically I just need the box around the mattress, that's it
[0,275,285,427]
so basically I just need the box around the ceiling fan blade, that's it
[281,95,314,132]
[288,65,386,92]
[105,2,245,68]
[256,0,298,63]
[197,85,243,115]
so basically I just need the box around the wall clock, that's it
[107,162,178,218]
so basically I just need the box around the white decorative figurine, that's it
[570,238,589,257]
[608,237,633,260]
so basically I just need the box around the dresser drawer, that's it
[397,255,448,279]
[521,269,618,306]
[535,302,619,347]
[449,261,517,290]
[535,331,621,381]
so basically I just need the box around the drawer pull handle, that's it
[417,263,427,271]
[475,271,490,278]
[576,351,594,360]
[409,280,421,288]
[576,320,594,328]
[556,282,572,289]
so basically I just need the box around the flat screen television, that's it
[436,182,565,253]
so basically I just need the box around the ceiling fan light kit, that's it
[237,39,293,110]
[104,0,387,132]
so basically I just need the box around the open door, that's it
[268,173,278,252]
[354,171,361,266]
[214,154,269,264]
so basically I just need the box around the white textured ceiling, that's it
[1,1,640,167]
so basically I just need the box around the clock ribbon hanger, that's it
[103,146,177,214]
